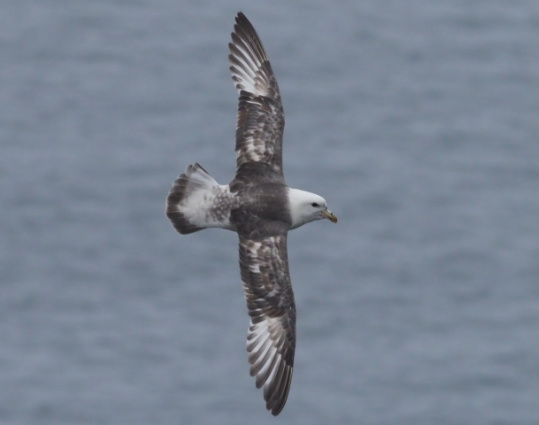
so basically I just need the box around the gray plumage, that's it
[166,12,336,416]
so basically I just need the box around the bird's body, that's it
[166,13,336,415]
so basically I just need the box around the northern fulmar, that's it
[166,12,337,415]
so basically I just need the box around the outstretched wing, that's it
[238,233,296,416]
[229,12,285,179]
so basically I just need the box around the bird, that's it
[166,12,337,416]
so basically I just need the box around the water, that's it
[1,1,539,424]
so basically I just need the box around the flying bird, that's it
[166,12,337,416]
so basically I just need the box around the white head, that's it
[287,188,338,229]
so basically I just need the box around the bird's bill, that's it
[321,209,338,223]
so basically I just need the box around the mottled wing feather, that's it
[238,234,295,416]
[229,12,285,177]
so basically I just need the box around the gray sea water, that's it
[2,1,539,424]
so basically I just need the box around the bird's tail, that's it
[166,163,232,234]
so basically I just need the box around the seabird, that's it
[166,12,337,415]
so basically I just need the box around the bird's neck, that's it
[287,188,313,229]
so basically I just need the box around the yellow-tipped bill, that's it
[322,209,338,223]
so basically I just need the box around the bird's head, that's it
[288,188,337,229]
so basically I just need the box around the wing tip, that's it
[235,11,250,28]
[245,315,295,416]
[266,365,293,416]
[229,11,277,99]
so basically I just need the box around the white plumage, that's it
[166,13,336,416]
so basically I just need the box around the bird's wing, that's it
[229,12,285,181]
[238,233,295,416]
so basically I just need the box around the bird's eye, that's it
[311,202,319,208]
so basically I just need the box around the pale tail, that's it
[166,163,233,234]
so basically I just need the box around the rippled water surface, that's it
[2,1,539,424]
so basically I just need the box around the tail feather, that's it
[166,163,232,234]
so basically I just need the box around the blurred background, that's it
[1,0,538,424]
